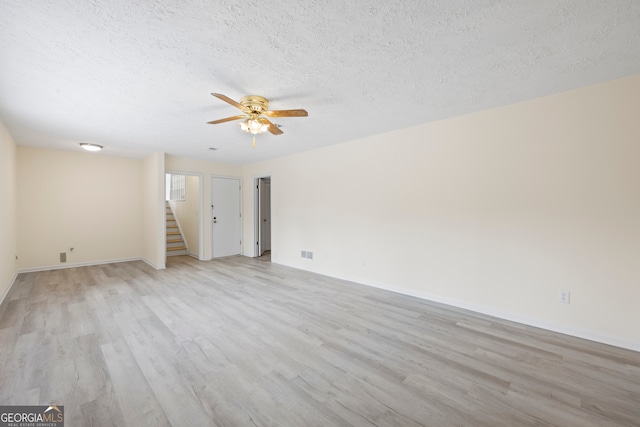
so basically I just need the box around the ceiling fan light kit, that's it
[239,117,269,135]
[208,93,308,147]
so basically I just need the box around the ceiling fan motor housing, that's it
[240,95,269,114]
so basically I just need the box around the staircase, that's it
[166,202,188,256]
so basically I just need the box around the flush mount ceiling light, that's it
[79,143,103,152]
[208,94,308,147]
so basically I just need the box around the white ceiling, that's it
[1,1,639,164]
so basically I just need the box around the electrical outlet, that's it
[558,290,570,304]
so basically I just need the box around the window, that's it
[166,174,186,201]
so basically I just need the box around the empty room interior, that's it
[1,1,639,426]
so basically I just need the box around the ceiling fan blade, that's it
[264,109,308,117]
[207,115,246,124]
[260,118,284,135]
[211,93,248,112]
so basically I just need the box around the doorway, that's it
[165,172,204,260]
[254,176,271,258]
[211,176,242,258]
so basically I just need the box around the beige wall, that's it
[170,176,200,257]
[16,147,145,270]
[165,154,241,260]
[142,152,166,269]
[0,121,17,303]
[243,74,640,350]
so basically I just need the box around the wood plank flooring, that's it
[0,255,639,426]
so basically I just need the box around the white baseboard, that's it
[141,257,166,270]
[0,271,19,308]
[18,257,168,274]
[368,281,640,353]
[278,262,640,353]
[18,257,146,273]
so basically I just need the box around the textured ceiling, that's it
[1,1,639,164]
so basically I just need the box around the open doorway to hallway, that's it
[254,176,271,259]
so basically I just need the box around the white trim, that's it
[17,257,163,273]
[370,282,640,353]
[158,156,167,269]
[141,257,166,270]
[277,262,640,353]
[0,271,19,307]
[198,174,205,260]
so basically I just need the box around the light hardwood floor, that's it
[0,255,638,426]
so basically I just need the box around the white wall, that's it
[243,74,640,350]
[142,152,166,269]
[17,147,144,270]
[165,154,241,260]
[0,121,17,304]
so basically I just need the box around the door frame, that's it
[210,175,242,259]
[165,170,205,261]
[253,174,272,258]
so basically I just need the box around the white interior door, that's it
[211,177,241,258]
[259,178,271,254]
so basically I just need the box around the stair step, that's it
[165,205,187,255]
[167,250,188,257]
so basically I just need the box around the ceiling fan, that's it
[208,93,308,147]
